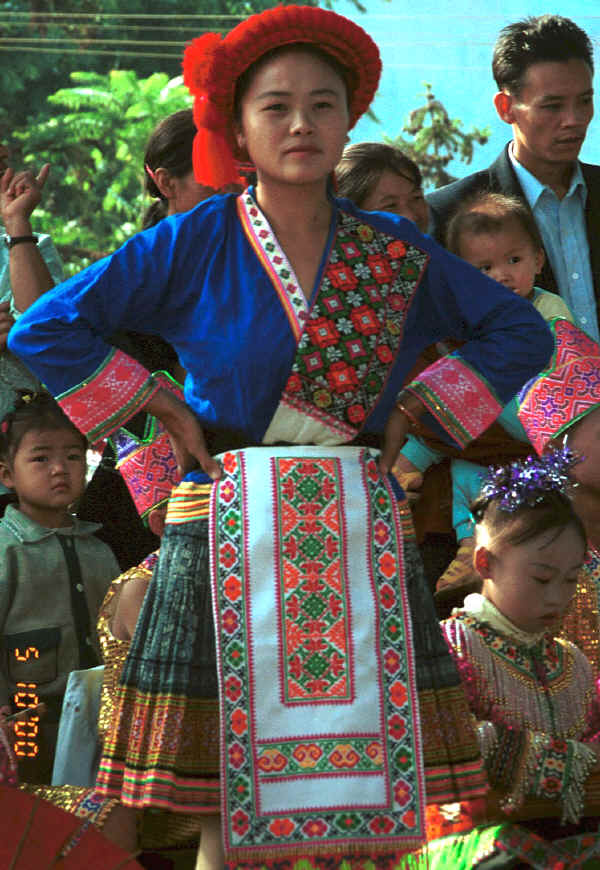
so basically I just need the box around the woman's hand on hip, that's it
[145,387,221,480]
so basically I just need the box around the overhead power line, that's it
[0,44,183,59]
[0,11,246,19]
[2,36,194,47]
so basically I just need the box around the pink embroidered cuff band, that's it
[405,355,502,449]
[57,349,160,446]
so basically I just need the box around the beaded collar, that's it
[461,593,548,648]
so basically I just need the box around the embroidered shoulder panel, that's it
[280,211,429,441]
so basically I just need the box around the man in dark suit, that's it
[428,15,600,339]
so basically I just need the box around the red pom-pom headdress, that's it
[182,5,381,188]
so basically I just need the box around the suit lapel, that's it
[582,163,600,307]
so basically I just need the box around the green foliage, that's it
[388,84,490,190]
[1,0,376,134]
[0,0,307,132]
[4,0,368,273]
[16,69,192,275]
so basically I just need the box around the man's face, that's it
[495,58,593,178]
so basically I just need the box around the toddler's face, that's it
[481,523,585,633]
[1,427,86,525]
[459,223,544,299]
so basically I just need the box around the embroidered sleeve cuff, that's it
[404,354,503,449]
[531,736,596,825]
[57,349,160,445]
[497,732,596,824]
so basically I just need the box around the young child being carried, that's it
[444,449,600,826]
[0,391,119,783]
[396,193,575,597]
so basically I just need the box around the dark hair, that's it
[0,391,86,463]
[233,43,352,126]
[492,15,593,94]
[446,191,543,256]
[335,142,422,207]
[142,109,196,229]
[472,489,587,556]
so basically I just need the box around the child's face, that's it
[0,427,86,526]
[361,169,429,232]
[459,221,544,299]
[480,523,585,633]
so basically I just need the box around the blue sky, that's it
[335,0,599,185]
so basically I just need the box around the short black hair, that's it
[446,191,543,256]
[492,15,593,94]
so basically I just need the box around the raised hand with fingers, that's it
[0,164,50,234]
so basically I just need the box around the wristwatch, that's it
[4,234,39,248]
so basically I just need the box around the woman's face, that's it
[361,169,429,232]
[236,49,350,189]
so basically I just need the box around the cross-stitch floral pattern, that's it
[274,457,352,702]
[211,448,425,862]
[58,348,159,445]
[280,215,429,437]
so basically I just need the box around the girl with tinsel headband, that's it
[409,447,600,868]
[8,5,553,867]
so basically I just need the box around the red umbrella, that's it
[0,785,143,869]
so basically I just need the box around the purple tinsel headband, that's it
[476,445,580,514]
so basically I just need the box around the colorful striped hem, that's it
[97,764,219,812]
[165,481,212,524]
[425,759,489,803]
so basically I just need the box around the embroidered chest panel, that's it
[238,191,430,442]
[285,213,429,436]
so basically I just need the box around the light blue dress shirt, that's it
[509,147,598,342]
